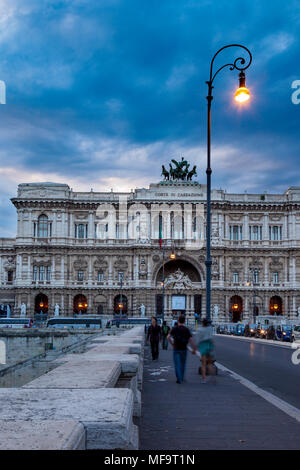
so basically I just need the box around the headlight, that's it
[250,329,254,332]
[283,332,286,335]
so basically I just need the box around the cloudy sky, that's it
[0,0,299,236]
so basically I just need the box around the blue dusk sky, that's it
[0,0,299,236]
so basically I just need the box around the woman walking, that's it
[194,318,215,383]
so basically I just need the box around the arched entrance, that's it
[114,294,128,315]
[94,294,107,315]
[35,293,48,314]
[269,296,283,315]
[155,259,202,317]
[230,295,243,322]
[73,294,88,314]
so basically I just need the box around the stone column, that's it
[51,256,55,283]
[263,215,268,242]
[244,213,249,243]
[52,211,57,239]
[88,255,93,283]
[27,255,31,282]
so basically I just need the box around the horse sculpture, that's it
[161,159,197,182]
[161,165,169,181]
[187,165,197,181]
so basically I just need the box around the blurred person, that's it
[147,316,161,360]
[193,318,215,383]
[161,321,170,350]
[168,315,196,384]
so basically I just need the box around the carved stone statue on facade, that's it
[54,304,60,316]
[20,303,27,317]
[139,304,146,317]
[164,268,194,289]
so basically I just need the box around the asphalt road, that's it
[214,335,300,409]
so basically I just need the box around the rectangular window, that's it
[78,271,84,281]
[250,225,262,241]
[33,266,37,281]
[233,272,239,283]
[98,271,104,282]
[46,266,51,281]
[230,225,242,241]
[273,272,279,283]
[269,225,282,241]
[118,271,124,282]
[253,270,259,284]
[39,266,45,281]
[77,224,85,239]
[7,271,13,282]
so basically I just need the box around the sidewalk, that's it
[139,345,300,450]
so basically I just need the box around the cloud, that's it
[0,0,299,237]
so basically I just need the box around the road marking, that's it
[215,334,296,349]
[216,362,300,424]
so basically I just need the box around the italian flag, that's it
[159,214,163,248]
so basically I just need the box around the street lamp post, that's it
[205,44,252,323]
[119,273,124,316]
[161,244,165,323]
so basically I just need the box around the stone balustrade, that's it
[0,326,145,450]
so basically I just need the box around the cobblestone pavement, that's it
[139,345,300,450]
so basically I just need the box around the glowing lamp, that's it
[170,252,176,260]
[39,302,44,308]
[233,304,239,310]
[273,304,278,310]
[118,303,124,309]
[78,303,83,308]
[234,71,250,103]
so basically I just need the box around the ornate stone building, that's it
[0,179,300,322]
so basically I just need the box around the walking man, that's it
[161,321,170,350]
[147,316,162,360]
[168,315,196,384]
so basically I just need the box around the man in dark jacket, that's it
[147,317,162,360]
[168,315,196,383]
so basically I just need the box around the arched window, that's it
[38,214,48,238]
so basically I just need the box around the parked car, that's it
[266,324,276,340]
[293,325,300,343]
[247,324,257,337]
[281,325,294,342]
[258,325,268,339]
[275,325,294,342]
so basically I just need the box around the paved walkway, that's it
[139,345,300,450]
